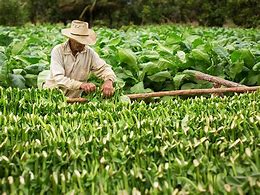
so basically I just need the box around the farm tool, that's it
[67,70,260,103]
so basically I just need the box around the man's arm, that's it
[51,46,83,90]
[90,48,116,97]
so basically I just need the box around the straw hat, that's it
[61,20,96,45]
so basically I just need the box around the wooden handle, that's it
[184,70,246,87]
[126,86,260,99]
[67,97,87,103]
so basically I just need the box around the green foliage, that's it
[0,24,259,92]
[0,0,28,26]
[0,0,259,27]
[0,88,259,194]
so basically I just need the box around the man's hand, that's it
[102,80,114,97]
[80,82,96,93]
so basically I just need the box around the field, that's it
[0,24,259,91]
[0,24,260,194]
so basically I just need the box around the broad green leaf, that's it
[176,51,187,63]
[109,37,121,46]
[240,49,255,68]
[12,69,26,75]
[24,64,46,75]
[173,74,187,89]
[118,48,138,72]
[10,74,26,89]
[231,49,255,68]
[191,49,210,63]
[115,67,134,79]
[192,38,204,48]
[20,55,42,64]
[139,50,160,62]
[213,46,229,62]
[185,35,201,44]
[0,52,7,66]
[181,83,197,90]
[229,61,244,79]
[157,58,173,70]
[157,43,172,55]
[165,33,182,44]
[172,44,181,53]
[144,40,158,47]
[252,62,260,72]
[37,70,50,88]
[11,40,27,55]
[0,34,13,46]
[231,50,241,62]
[148,71,172,82]
[246,72,260,85]
[141,62,160,76]
[24,74,38,88]
[130,81,153,94]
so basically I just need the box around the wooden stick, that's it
[126,86,260,99]
[184,70,246,87]
[67,97,87,103]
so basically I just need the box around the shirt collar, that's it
[63,40,88,55]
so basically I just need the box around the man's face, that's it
[69,39,85,53]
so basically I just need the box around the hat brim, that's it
[61,28,97,45]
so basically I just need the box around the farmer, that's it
[44,20,116,98]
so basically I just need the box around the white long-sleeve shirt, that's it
[44,41,116,98]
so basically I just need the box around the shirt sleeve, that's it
[90,48,116,82]
[50,46,83,90]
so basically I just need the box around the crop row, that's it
[0,88,259,194]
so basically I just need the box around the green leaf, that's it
[24,74,38,88]
[181,83,197,90]
[0,34,13,46]
[165,33,182,44]
[139,51,160,62]
[37,70,50,88]
[231,49,255,68]
[229,61,244,79]
[240,49,255,68]
[192,38,204,48]
[191,49,210,63]
[24,64,46,75]
[173,74,187,89]
[10,74,26,89]
[11,40,27,55]
[246,72,260,85]
[12,69,26,76]
[157,58,173,70]
[148,71,172,82]
[176,51,187,63]
[115,67,134,80]
[20,55,42,64]
[230,50,241,63]
[213,46,229,62]
[109,37,121,46]
[130,82,153,94]
[252,62,260,72]
[157,43,172,55]
[118,48,138,72]
[0,52,7,66]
